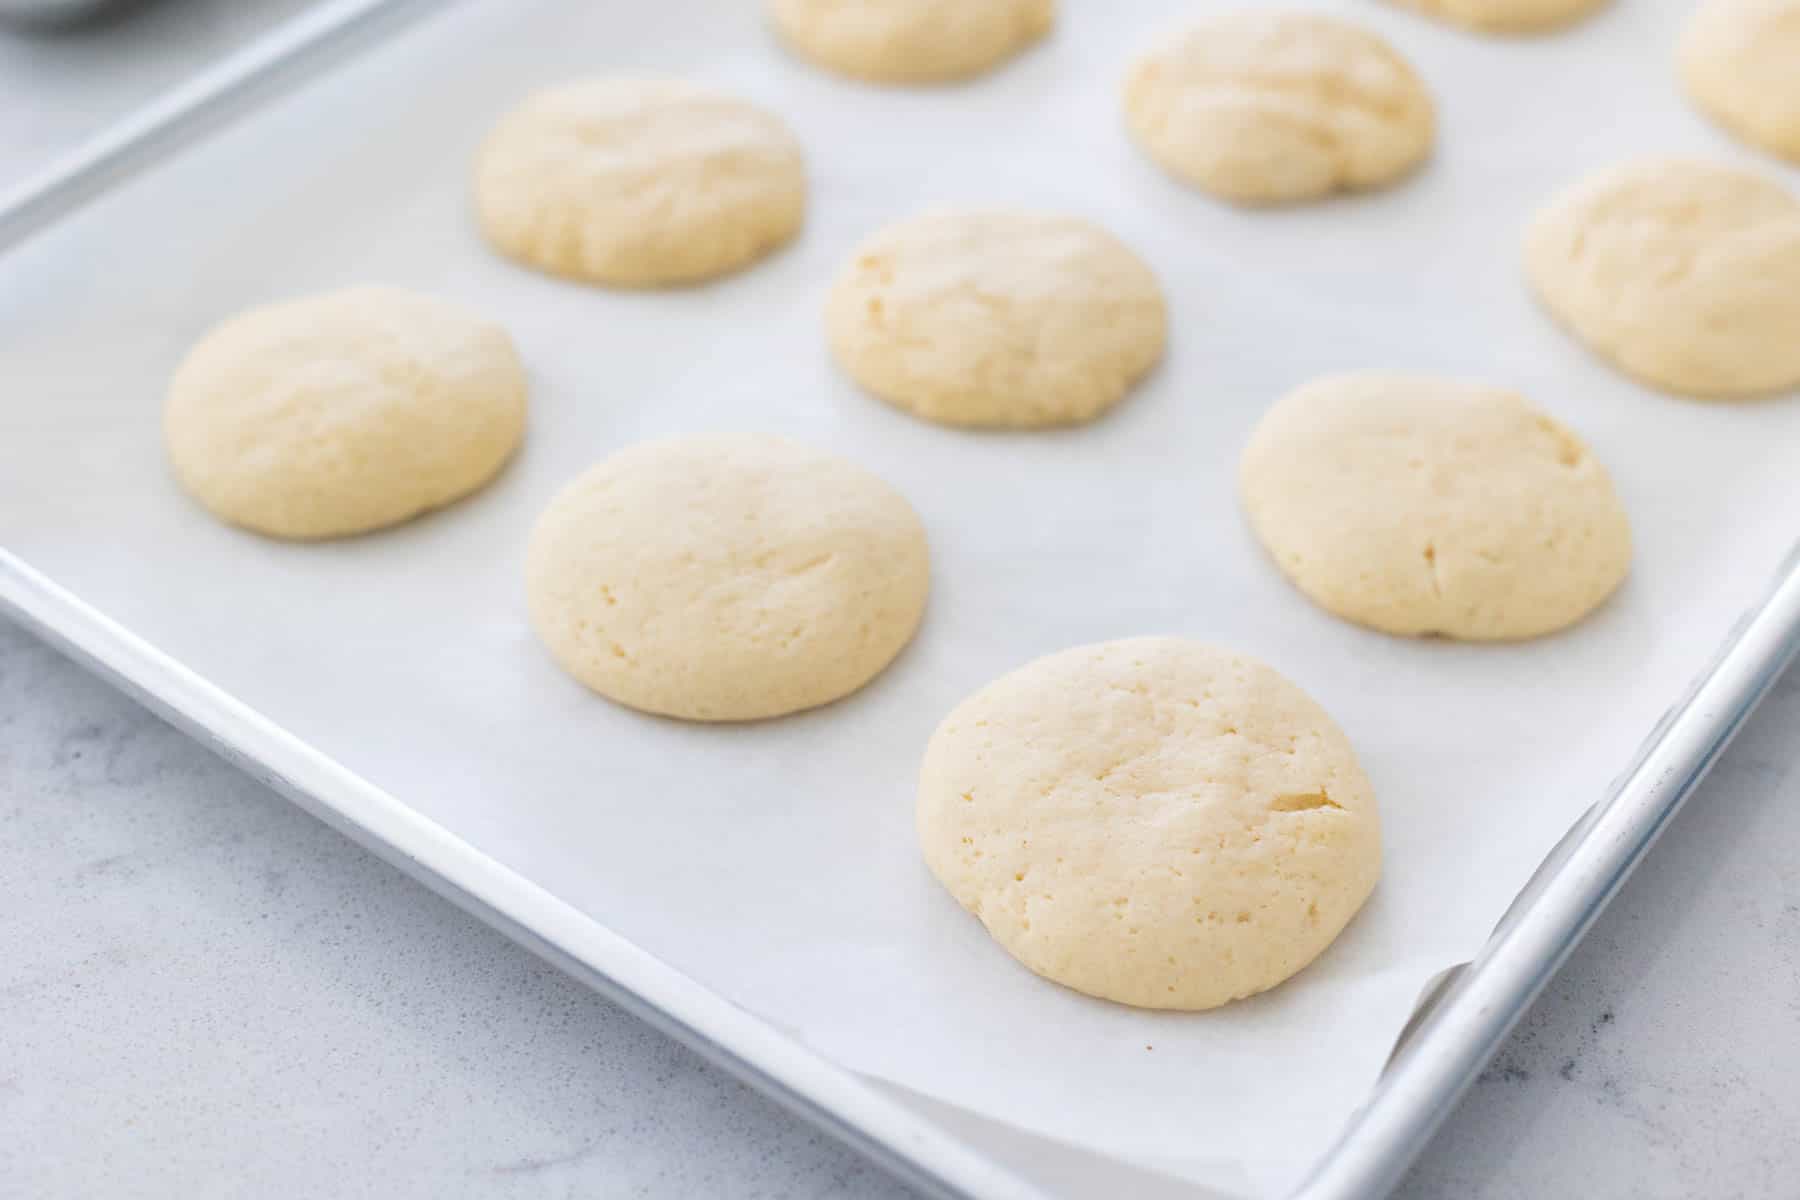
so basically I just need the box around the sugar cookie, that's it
[1680,0,1800,164]
[164,286,526,540]
[918,637,1381,1011]
[1240,372,1631,640]
[768,0,1053,84]
[827,211,1166,428]
[1123,12,1434,205]
[1384,0,1609,33]
[1525,160,1800,399]
[525,434,928,721]
[474,79,805,287]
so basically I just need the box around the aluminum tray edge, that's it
[1294,544,1800,1200]
[0,551,1049,1200]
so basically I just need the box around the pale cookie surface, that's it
[1384,0,1609,32]
[768,0,1053,83]
[525,434,928,721]
[474,78,805,286]
[1525,159,1800,399]
[165,287,526,540]
[1240,372,1631,640]
[1680,0,1800,164]
[1123,11,1434,205]
[827,211,1166,428]
[918,637,1380,1011]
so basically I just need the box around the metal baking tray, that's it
[4,1,1798,1195]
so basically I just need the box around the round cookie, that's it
[918,637,1381,1011]
[1680,0,1800,165]
[1123,12,1435,205]
[474,78,805,287]
[525,434,929,721]
[1383,0,1609,33]
[768,0,1053,84]
[165,286,526,540]
[1240,372,1631,640]
[826,211,1167,428]
[1524,160,1800,399]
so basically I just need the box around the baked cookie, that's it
[1123,11,1434,205]
[165,286,526,540]
[525,434,928,721]
[475,78,805,286]
[1680,0,1800,164]
[827,210,1166,428]
[768,0,1053,84]
[1383,0,1609,33]
[918,637,1381,1011]
[1525,159,1800,399]
[1239,372,1631,640]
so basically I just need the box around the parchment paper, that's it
[4,0,1798,1194]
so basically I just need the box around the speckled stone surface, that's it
[0,617,915,1199]
[3,6,1800,1198]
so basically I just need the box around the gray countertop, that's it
[4,5,1799,1197]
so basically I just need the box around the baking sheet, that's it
[2,0,1798,1194]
